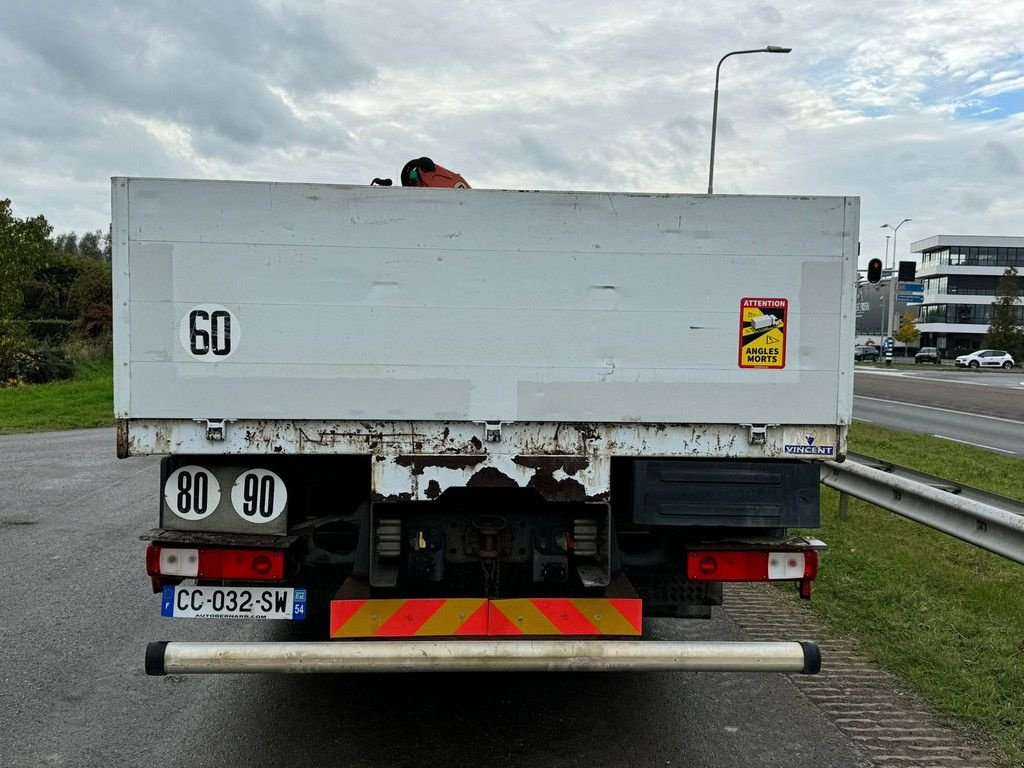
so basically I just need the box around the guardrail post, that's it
[838,491,850,521]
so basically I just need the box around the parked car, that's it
[953,349,1015,369]
[856,346,880,364]
[914,347,941,364]
[854,345,881,362]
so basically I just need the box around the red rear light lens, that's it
[688,551,769,581]
[199,548,284,580]
[146,543,161,576]
[146,545,284,581]
[802,551,819,579]
[697,556,717,576]
[687,550,818,582]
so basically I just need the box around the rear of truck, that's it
[112,178,858,674]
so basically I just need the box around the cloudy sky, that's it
[2,0,1023,266]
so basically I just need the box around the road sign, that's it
[896,294,924,303]
[897,282,924,292]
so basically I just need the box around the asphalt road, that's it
[854,367,1024,455]
[0,429,871,768]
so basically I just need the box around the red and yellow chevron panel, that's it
[488,598,642,636]
[330,598,643,638]
[330,598,489,638]
[330,597,643,638]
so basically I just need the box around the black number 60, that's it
[189,309,232,356]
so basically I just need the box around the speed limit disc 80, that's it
[164,466,221,521]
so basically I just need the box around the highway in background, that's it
[853,367,1024,456]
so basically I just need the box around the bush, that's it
[26,318,75,343]
[0,319,77,386]
[25,344,77,384]
[64,334,113,363]
[0,320,37,386]
[20,279,61,318]
[67,263,111,319]
[77,303,112,338]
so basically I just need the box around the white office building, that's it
[912,235,1024,356]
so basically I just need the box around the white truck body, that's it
[123,177,856,672]
[113,178,856,500]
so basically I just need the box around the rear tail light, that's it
[153,547,200,577]
[146,544,284,581]
[687,550,818,583]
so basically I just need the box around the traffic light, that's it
[867,258,883,284]
[898,260,916,282]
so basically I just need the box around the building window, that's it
[927,246,1024,268]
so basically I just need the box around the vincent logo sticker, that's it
[784,435,835,456]
[739,298,787,369]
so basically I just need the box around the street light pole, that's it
[879,285,886,341]
[883,234,891,337]
[708,46,792,195]
[881,219,911,363]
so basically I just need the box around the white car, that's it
[953,349,1015,369]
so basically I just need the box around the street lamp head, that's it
[881,218,912,232]
[765,46,792,53]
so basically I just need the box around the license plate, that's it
[161,586,306,620]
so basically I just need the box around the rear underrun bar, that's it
[146,639,821,675]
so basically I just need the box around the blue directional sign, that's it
[897,282,924,292]
[896,293,924,303]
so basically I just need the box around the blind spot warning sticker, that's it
[739,298,787,369]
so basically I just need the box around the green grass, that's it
[0,360,113,434]
[796,423,1024,764]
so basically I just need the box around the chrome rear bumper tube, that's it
[146,639,820,675]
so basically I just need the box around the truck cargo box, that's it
[113,178,857,501]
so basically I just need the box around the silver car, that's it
[953,349,1015,369]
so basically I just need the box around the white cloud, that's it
[0,0,1022,263]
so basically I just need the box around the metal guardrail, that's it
[820,452,1024,565]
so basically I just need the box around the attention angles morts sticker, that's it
[739,297,787,369]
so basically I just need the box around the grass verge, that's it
[795,422,1024,764]
[0,360,113,435]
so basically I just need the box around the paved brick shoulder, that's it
[726,583,1009,768]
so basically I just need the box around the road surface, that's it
[2,428,1005,767]
[854,367,1024,455]
[1,429,868,768]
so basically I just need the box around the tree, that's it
[51,229,109,261]
[983,266,1024,361]
[67,260,112,322]
[0,199,53,319]
[52,231,80,255]
[894,310,920,356]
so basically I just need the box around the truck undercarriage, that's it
[143,449,824,665]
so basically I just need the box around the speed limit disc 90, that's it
[164,466,221,521]
[231,469,287,524]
